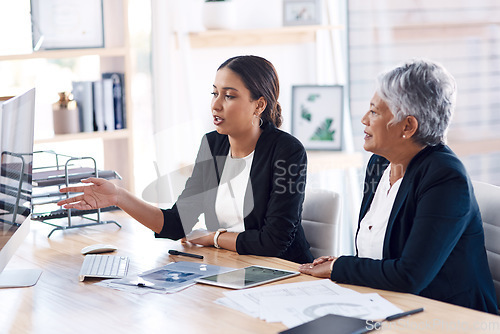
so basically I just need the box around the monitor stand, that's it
[0,269,42,288]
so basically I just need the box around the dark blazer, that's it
[331,144,498,314]
[156,122,313,264]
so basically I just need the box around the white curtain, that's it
[149,0,205,205]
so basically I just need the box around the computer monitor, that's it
[0,88,42,288]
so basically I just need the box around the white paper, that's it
[260,293,403,328]
[216,279,403,329]
[221,279,359,318]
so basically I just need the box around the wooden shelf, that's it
[0,47,127,62]
[35,129,131,145]
[187,25,343,48]
[0,0,136,193]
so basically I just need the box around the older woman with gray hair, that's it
[299,59,498,314]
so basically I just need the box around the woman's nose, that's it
[212,96,222,111]
[361,111,369,125]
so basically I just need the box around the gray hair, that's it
[376,59,457,146]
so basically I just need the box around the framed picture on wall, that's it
[291,85,343,151]
[30,0,104,50]
[283,0,321,26]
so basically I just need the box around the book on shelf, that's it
[92,80,105,131]
[70,73,125,133]
[102,78,115,131]
[71,81,93,132]
[102,72,126,130]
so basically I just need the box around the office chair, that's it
[472,180,500,311]
[301,188,341,258]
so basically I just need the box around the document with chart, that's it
[215,279,402,328]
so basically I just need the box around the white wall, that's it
[150,0,322,181]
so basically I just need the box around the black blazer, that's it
[156,122,313,264]
[331,144,498,314]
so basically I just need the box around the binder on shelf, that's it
[102,72,126,130]
[92,80,105,131]
[70,74,125,134]
[102,78,115,131]
[71,81,94,133]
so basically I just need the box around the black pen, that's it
[168,249,204,259]
[385,307,424,321]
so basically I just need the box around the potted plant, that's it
[202,0,236,30]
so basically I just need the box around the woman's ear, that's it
[402,115,419,138]
[256,97,267,116]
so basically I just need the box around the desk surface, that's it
[1,212,498,334]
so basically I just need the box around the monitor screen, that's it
[0,88,41,288]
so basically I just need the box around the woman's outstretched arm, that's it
[57,177,164,233]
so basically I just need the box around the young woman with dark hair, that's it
[58,55,314,264]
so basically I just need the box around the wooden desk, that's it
[1,212,498,333]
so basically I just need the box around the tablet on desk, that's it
[195,265,300,289]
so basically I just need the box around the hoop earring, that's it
[252,115,263,127]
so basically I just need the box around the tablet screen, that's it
[196,265,300,289]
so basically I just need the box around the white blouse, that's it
[356,164,403,259]
[214,149,254,232]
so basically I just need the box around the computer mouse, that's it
[81,244,118,255]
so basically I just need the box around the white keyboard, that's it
[79,254,129,282]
